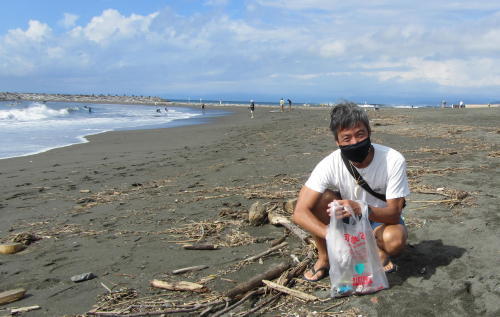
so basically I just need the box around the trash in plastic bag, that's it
[326,200,389,297]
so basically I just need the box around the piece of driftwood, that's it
[411,199,459,203]
[0,243,26,254]
[182,244,219,250]
[285,250,315,282]
[243,242,288,262]
[283,198,297,214]
[225,262,290,298]
[100,282,112,293]
[0,288,26,305]
[150,279,206,292]
[268,211,311,244]
[262,280,318,301]
[239,292,281,317]
[211,289,259,317]
[172,265,209,275]
[10,305,41,313]
[270,235,287,247]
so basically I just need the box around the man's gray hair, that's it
[329,102,371,141]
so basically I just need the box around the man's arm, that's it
[368,197,405,224]
[335,197,405,225]
[291,186,329,239]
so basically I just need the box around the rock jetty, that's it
[0,92,168,105]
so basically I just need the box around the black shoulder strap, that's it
[341,153,387,202]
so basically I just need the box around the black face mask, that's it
[339,137,372,163]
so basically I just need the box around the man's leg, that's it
[303,189,340,280]
[373,224,407,272]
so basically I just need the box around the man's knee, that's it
[377,225,407,255]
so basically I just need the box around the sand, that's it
[0,105,499,316]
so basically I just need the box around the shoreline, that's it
[0,106,498,316]
[0,102,231,161]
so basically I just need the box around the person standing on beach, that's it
[287,99,292,111]
[292,102,409,281]
[280,98,285,112]
[249,100,255,118]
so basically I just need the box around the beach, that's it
[0,105,499,316]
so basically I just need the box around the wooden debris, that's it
[183,244,219,250]
[0,288,26,305]
[268,211,311,244]
[0,243,26,254]
[262,280,319,301]
[150,279,206,292]
[243,242,288,262]
[270,235,287,247]
[172,265,209,275]
[226,262,290,298]
[12,232,40,245]
[10,305,41,313]
[283,198,297,214]
[248,201,267,225]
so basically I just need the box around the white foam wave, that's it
[0,103,71,121]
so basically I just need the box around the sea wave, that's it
[0,103,72,121]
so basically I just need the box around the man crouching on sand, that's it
[292,102,410,281]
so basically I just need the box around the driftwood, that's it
[268,211,311,244]
[262,280,319,301]
[411,199,459,203]
[283,198,297,214]
[0,243,26,254]
[182,244,219,250]
[150,279,206,292]
[0,288,26,305]
[270,234,287,247]
[242,242,288,262]
[210,289,259,317]
[225,262,290,298]
[172,265,209,275]
[10,305,41,313]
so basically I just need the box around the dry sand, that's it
[0,105,499,316]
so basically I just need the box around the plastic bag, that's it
[326,200,389,297]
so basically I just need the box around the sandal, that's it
[303,266,330,282]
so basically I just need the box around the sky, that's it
[1,0,499,104]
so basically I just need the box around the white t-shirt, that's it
[305,143,410,208]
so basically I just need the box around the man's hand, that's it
[327,200,362,219]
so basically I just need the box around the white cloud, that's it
[60,13,79,28]
[319,41,345,57]
[358,57,500,87]
[205,0,229,6]
[5,20,51,44]
[71,9,158,44]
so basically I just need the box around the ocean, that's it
[0,101,229,160]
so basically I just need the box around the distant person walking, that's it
[280,98,285,112]
[249,100,255,119]
[287,99,292,111]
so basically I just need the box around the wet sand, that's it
[0,105,499,316]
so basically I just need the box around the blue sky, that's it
[1,0,499,104]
